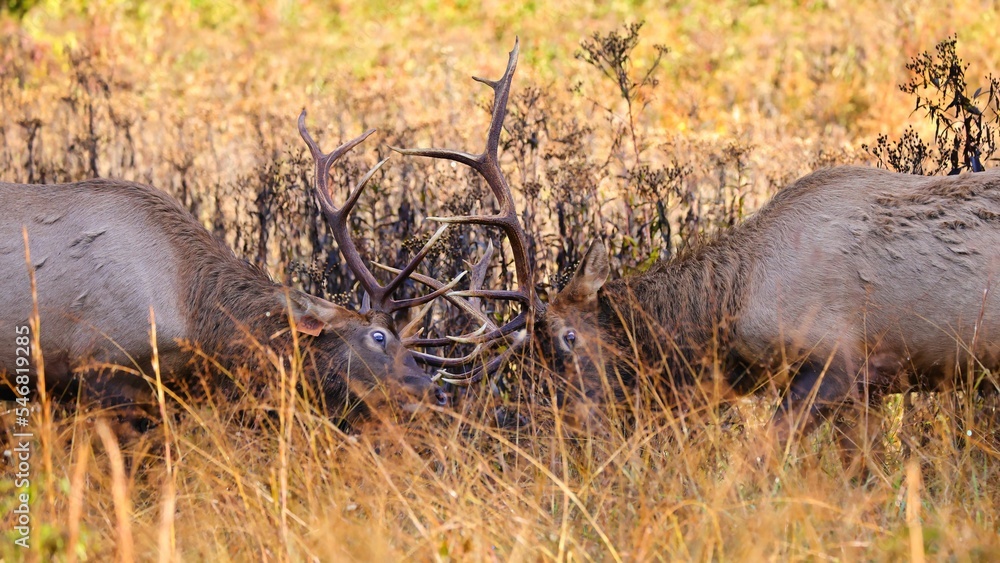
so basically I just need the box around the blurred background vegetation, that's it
[4,0,999,369]
[3,0,999,287]
[2,1,999,560]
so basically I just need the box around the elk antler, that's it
[297,113,457,314]
[377,243,499,371]
[391,38,542,384]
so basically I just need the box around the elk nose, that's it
[433,386,448,406]
[401,375,447,406]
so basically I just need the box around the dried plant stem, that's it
[65,434,90,563]
[96,419,135,563]
[150,308,178,563]
[906,459,925,563]
[22,227,54,506]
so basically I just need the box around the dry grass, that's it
[2,1,1000,560]
[2,366,999,560]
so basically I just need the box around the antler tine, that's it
[467,240,493,313]
[379,241,512,362]
[299,110,454,317]
[299,108,375,178]
[390,37,540,312]
[435,331,529,386]
[390,269,466,312]
[448,288,529,304]
[458,312,526,343]
[384,224,450,311]
[411,345,486,368]
[385,39,544,380]
[474,36,519,206]
[298,110,386,305]
[344,156,394,308]
[409,313,525,348]
[374,256,498,331]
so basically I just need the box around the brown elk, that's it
[400,40,1000,448]
[547,167,1000,432]
[0,118,448,423]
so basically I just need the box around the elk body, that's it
[0,125,448,421]
[544,166,1000,433]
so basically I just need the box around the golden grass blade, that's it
[95,420,134,563]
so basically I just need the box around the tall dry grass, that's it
[2,1,1000,560]
[3,355,999,559]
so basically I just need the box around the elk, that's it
[547,167,1000,433]
[400,40,1000,448]
[0,118,449,424]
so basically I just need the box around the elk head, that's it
[295,115,454,411]
[540,239,619,403]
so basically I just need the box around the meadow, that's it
[1,0,1000,560]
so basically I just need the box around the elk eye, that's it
[563,330,577,349]
[372,330,386,347]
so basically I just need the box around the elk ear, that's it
[563,239,610,304]
[280,291,354,337]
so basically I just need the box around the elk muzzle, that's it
[395,352,448,407]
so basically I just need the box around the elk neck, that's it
[594,231,756,384]
[131,187,287,359]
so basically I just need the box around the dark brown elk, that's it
[401,40,1000,447]
[0,118,448,423]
